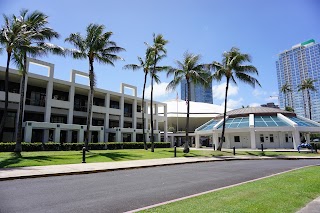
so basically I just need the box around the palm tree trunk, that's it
[217,77,229,151]
[284,92,287,109]
[0,51,11,141]
[142,72,148,150]
[15,53,27,153]
[307,90,312,120]
[85,59,94,150]
[302,91,307,118]
[150,74,154,152]
[184,79,190,153]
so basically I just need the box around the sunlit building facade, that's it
[180,79,213,104]
[276,39,320,122]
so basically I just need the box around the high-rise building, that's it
[180,79,213,104]
[276,39,320,121]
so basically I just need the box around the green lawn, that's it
[0,148,318,168]
[142,166,320,213]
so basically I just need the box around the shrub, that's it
[0,142,171,152]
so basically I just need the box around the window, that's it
[234,136,240,142]
[285,134,289,143]
[51,116,67,124]
[110,100,119,109]
[124,122,132,128]
[270,134,274,142]
[260,134,264,142]
[124,103,132,117]
[137,105,142,112]
[93,97,104,106]
[52,90,69,101]
[109,120,119,128]
[74,94,88,112]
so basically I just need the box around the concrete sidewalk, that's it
[0,155,319,181]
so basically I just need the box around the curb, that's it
[1,156,319,181]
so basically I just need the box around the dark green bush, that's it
[311,142,320,150]
[0,142,170,152]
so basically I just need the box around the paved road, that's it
[0,160,319,213]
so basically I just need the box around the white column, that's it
[120,96,124,128]
[306,133,310,143]
[213,132,219,149]
[250,129,256,149]
[67,85,75,143]
[53,126,60,143]
[104,93,110,142]
[43,80,53,143]
[116,128,121,142]
[225,134,231,148]
[24,122,33,142]
[78,127,84,143]
[99,128,104,142]
[195,134,200,148]
[133,99,137,129]
[170,135,174,147]
[157,132,161,142]
[164,105,168,142]
[132,132,136,142]
[292,129,301,149]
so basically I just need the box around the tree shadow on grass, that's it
[85,151,143,161]
[0,153,60,168]
[244,151,279,157]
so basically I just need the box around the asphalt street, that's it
[0,160,319,213]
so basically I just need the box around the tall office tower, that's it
[276,39,320,121]
[180,79,213,104]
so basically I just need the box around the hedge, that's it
[0,142,171,152]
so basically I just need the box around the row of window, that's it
[233,134,291,143]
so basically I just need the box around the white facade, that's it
[0,58,167,143]
[195,107,320,150]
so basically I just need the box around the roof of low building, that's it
[159,99,230,118]
[220,107,296,118]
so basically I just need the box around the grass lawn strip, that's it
[139,166,320,213]
[0,148,319,168]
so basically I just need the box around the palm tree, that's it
[65,24,125,149]
[298,78,317,120]
[146,34,168,152]
[123,48,153,150]
[280,82,292,109]
[13,9,65,153]
[166,52,210,153]
[0,13,25,140]
[209,47,261,151]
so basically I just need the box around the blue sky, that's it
[1,0,319,109]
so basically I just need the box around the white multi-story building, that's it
[0,58,168,143]
[276,39,320,121]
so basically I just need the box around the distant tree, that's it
[298,78,317,120]
[166,52,210,153]
[280,82,292,109]
[66,24,125,149]
[285,106,294,112]
[146,34,168,152]
[209,47,261,151]
[13,9,65,153]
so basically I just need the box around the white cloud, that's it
[252,89,267,97]
[144,82,170,99]
[219,98,244,109]
[212,82,239,100]
[265,96,278,102]
[249,103,261,107]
